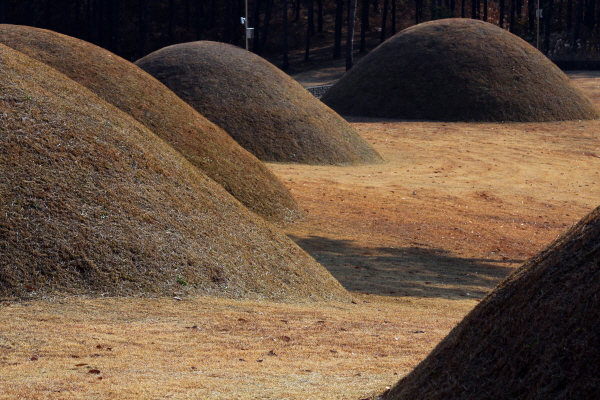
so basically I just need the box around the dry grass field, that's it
[1,69,600,399]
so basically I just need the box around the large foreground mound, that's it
[135,41,382,164]
[0,44,348,302]
[0,25,299,224]
[384,206,600,399]
[322,19,600,122]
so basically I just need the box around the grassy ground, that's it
[1,68,599,399]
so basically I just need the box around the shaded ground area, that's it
[289,235,516,299]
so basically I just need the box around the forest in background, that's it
[0,0,599,67]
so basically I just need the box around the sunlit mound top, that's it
[135,41,382,165]
[0,24,300,224]
[384,205,600,399]
[0,44,349,302]
[322,19,600,122]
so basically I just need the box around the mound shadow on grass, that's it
[0,24,300,224]
[0,43,348,302]
[135,41,382,165]
[288,235,517,300]
[322,19,600,122]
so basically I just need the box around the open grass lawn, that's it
[1,71,599,399]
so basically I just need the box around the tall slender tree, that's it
[333,0,344,58]
[283,0,290,69]
[360,0,370,52]
[305,0,314,60]
[346,0,358,70]
[380,0,389,41]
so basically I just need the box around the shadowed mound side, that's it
[0,24,300,225]
[384,205,600,400]
[135,41,382,165]
[0,44,349,302]
[322,19,600,122]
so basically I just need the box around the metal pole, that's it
[245,0,249,50]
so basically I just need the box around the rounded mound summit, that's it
[0,24,300,224]
[135,41,382,165]
[0,44,348,302]
[322,19,600,122]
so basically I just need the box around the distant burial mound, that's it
[0,44,348,302]
[384,206,600,400]
[322,19,600,122]
[135,41,382,164]
[0,25,300,224]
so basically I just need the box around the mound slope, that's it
[0,24,299,224]
[135,41,382,165]
[0,44,348,302]
[322,19,600,122]
[384,205,600,400]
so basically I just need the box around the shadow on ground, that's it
[289,235,521,300]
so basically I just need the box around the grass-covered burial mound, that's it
[322,19,600,122]
[0,24,300,224]
[383,205,600,400]
[0,44,349,302]
[135,41,382,165]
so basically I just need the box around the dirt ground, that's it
[1,68,599,399]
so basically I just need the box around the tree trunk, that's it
[334,0,344,58]
[544,0,555,53]
[360,0,369,52]
[567,0,573,29]
[317,0,323,32]
[391,0,396,34]
[283,0,289,69]
[483,0,488,20]
[509,0,516,32]
[252,0,261,52]
[471,0,477,18]
[295,0,301,21]
[0,0,5,24]
[572,0,584,53]
[346,0,358,70]
[257,0,274,55]
[140,0,150,57]
[195,0,203,39]
[169,0,175,44]
[461,0,465,17]
[305,0,313,60]
[380,0,388,42]
[499,0,505,27]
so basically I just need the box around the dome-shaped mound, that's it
[0,44,348,302]
[0,25,300,224]
[384,205,600,400]
[322,19,600,122]
[135,41,382,164]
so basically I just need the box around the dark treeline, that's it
[1,0,599,64]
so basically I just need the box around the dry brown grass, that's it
[0,295,475,400]
[135,41,383,165]
[0,24,299,224]
[322,19,600,122]
[2,48,600,398]
[0,43,346,302]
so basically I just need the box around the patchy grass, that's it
[0,24,300,224]
[135,41,382,165]
[322,19,600,122]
